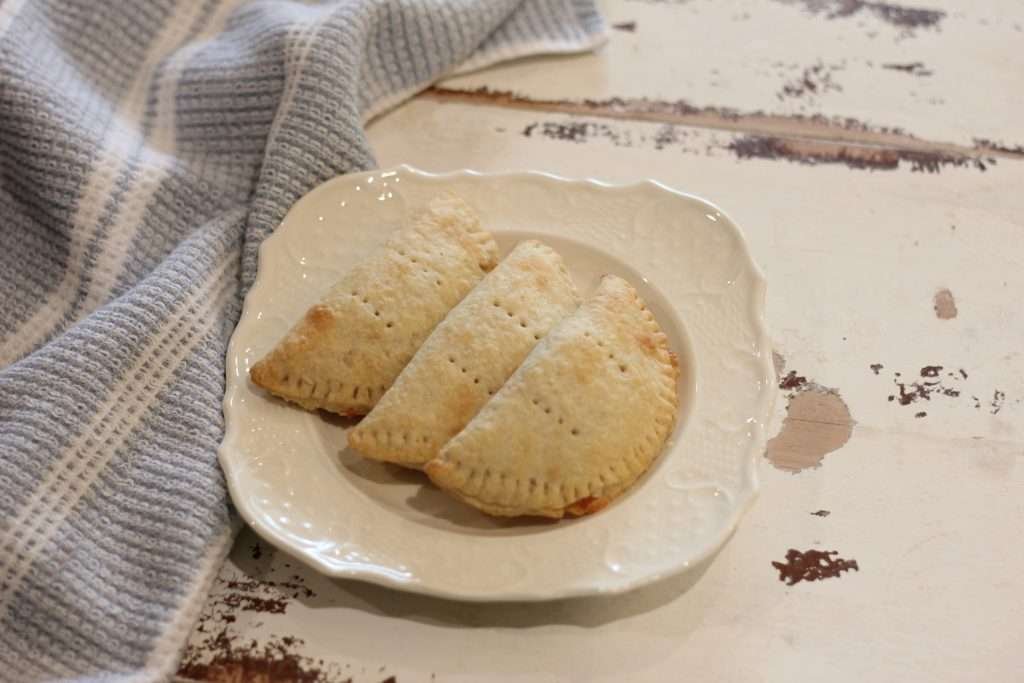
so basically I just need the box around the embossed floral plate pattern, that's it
[220,165,774,601]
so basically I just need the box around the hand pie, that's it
[424,275,679,518]
[348,240,580,467]
[249,196,499,415]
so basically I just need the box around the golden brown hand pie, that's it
[348,240,580,467]
[424,275,679,518]
[249,196,499,415]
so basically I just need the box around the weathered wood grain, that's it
[436,0,1024,152]
[183,96,1024,682]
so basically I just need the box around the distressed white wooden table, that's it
[178,1,1024,680]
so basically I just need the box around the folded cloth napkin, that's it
[0,1,604,679]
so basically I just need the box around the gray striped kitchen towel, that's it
[0,1,604,679]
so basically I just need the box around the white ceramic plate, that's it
[220,165,774,601]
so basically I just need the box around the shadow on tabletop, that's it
[230,524,728,630]
[230,403,728,628]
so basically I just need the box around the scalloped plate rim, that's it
[219,164,774,602]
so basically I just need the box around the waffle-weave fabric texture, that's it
[0,1,604,679]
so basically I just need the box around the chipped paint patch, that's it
[991,390,1006,415]
[934,288,957,319]
[522,120,636,146]
[772,549,859,585]
[520,119,706,155]
[178,630,336,683]
[217,576,314,615]
[767,367,854,473]
[974,138,1024,156]
[766,389,854,472]
[875,365,1009,415]
[177,542,344,682]
[881,61,933,76]
[864,2,944,30]
[778,370,808,391]
[430,86,907,138]
[728,136,993,173]
[427,86,1021,165]
[885,365,963,407]
[776,0,945,33]
[777,62,844,101]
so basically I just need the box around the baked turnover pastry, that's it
[348,240,580,467]
[249,196,499,415]
[424,275,679,518]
